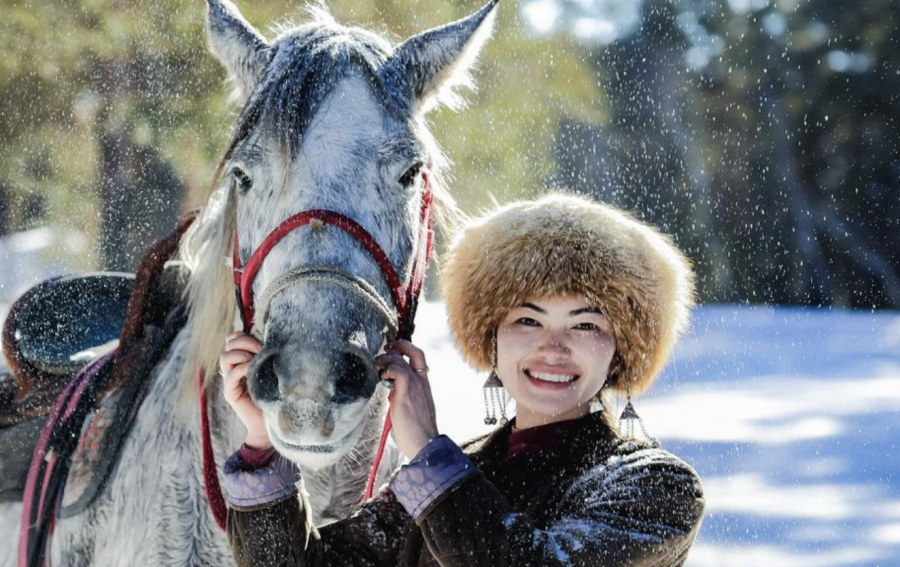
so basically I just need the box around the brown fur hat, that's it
[440,193,695,395]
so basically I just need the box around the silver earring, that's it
[590,385,605,413]
[483,332,508,426]
[619,377,658,447]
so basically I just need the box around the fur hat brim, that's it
[440,193,695,395]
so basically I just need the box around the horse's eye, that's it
[231,167,253,193]
[398,162,423,189]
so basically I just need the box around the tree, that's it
[0,0,603,275]
[544,0,900,308]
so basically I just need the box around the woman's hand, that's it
[375,339,439,460]
[220,332,271,450]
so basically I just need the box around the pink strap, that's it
[363,183,434,499]
[19,352,114,567]
[364,412,393,500]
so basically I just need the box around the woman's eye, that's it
[574,322,599,331]
[515,317,540,327]
[398,162,423,189]
[232,167,253,193]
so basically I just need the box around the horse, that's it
[0,0,497,563]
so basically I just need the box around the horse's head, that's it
[198,0,497,468]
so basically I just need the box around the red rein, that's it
[200,179,435,531]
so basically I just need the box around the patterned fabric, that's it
[390,435,477,519]
[61,390,122,510]
[222,450,301,508]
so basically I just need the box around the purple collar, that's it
[507,416,585,459]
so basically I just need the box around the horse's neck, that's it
[145,324,245,499]
[300,395,402,525]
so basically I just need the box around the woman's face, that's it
[496,295,615,428]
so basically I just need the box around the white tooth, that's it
[530,371,576,383]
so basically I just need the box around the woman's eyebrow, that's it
[569,307,603,316]
[520,302,547,313]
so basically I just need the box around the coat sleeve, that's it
[227,483,411,567]
[415,445,706,567]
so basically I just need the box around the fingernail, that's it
[379,379,395,391]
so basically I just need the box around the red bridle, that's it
[201,173,435,530]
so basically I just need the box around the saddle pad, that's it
[59,390,121,513]
[58,305,188,518]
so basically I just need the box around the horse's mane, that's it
[179,10,463,388]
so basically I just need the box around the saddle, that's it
[0,273,133,502]
[0,214,195,566]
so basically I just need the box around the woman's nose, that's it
[536,328,571,356]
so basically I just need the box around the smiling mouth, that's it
[524,369,580,384]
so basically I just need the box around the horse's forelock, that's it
[220,17,463,231]
[222,19,396,165]
[219,13,462,232]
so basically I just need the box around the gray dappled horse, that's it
[0,0,497,564]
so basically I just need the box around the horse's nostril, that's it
[249,350,280,402]
[333,350,376,403]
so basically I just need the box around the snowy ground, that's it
[0,226,90,307]
[414,301,900,567]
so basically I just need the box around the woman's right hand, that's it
[220,332,271,450]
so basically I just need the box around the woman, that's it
[219,193,705,566]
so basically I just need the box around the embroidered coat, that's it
[224,410,705,567]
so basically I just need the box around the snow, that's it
[415,301,900,567]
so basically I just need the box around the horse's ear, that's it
[205,0,272,103]
[381,0,499,114]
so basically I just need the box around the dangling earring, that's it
[618,376,658,447]
[590,382,606,413]
[482,331,508,426]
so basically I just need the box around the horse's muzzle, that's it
[247,341,378,405]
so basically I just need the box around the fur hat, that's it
[440,193,695,395]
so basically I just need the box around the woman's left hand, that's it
[375,339,439,460]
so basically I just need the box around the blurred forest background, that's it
[0,0,897,308]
